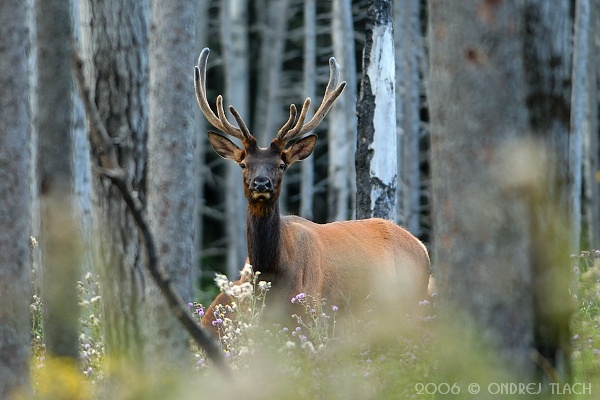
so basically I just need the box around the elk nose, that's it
[252,176,271,192]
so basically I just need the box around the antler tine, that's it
[194,48,248,142]
[278,57,346,142]
[277,104,298,139]
[229,105,253,142]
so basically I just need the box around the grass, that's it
[27,251,600,399]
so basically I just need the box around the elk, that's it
[195,48,430,338]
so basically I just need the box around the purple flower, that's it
[196,307,205,317]
[291,297,296,304]
[295,326,302,332]
[332,305,338,312]
[188,302,193,308]
[300,335,307,342]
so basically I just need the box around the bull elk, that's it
[195,48,430,338]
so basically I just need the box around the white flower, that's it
[214,273,230,292]
[231,282,253,300]
[240,263,253,281]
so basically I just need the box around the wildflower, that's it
[295,326,302,332]
[231,282,253,300]
[214,273,230,292]
[332,305,339,312]
[419,300,430,306]
[196,307,205,317]
[300,335,307,343]
[240,263,253,281]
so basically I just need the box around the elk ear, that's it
[282,134,317,165]
[207,131,244,162]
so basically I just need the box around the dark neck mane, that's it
[246,201,281,277]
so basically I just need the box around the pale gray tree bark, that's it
[79,0,151,368]
[583,0,600,249]
[429,0,573,383]
[356,0,397,221]
[394,0,423,235]
[221,0,249,278]
[570,0,589,256]
[299,0,316,220]
[35,0,80,362]
[194,0,209,291]
[253,0,289,146]
[0,0,32,396]
[146,0,196,367]
[329,0,357,221]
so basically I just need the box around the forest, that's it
[1,0,600,398]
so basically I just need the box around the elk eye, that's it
[239,162,246,169]
[279,163,286,171]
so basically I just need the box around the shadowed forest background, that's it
[1,0,600,398]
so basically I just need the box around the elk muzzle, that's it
[251,175,273,200]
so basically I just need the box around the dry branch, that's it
[72,49,229,375]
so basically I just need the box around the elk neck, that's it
[246,199,282,277]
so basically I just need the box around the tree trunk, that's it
[569,0,589,256]
[0,0,32,396]
[36,0,81,362]
[221,0,249,278]
[428,0,573,384]
[583,0,600,249]
[356,0,397,221]
[253,0,289,146]
[79,0,151,368]
[194,0,209,292]
[146,0,196,367]
[394,0,423,235]
[299,0,316,220]
[329,0,357,221]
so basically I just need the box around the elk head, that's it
[194,48,346,206]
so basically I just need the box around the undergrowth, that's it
[27,251,600,399]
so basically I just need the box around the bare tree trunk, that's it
[79,0,151,369]
[146,0,196,367]
[583,0,600,249]
[71,0,95,288]
[0,0,32,396]
[300,0,316,220]
[253,0,289,146]
[394,0,423,235]
[221,0,249,278]
[329,0,357,221]
[570,0,589,256]
[36,0,80,362]
[194,0,209,292]
[356,0,397,221]
[428,0,573,383]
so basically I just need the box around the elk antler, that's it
[194,48,253,142]
[277,57,347,143]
